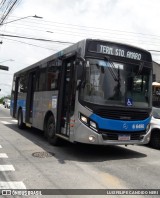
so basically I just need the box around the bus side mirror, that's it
[76,57,85,80]
[76,64,83,80]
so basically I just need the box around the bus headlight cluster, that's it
[79,113,98,132]
[89,136,96,142]
[80,115,88,124]
[90,121,97,128]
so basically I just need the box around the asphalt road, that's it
[0,104,160,198]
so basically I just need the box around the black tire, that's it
[17,109,25,129]
[149,130,160,149]
[46,116,62,146]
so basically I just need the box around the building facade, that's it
[152,61,160,106]
[153,61,160,82]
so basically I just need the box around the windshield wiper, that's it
[136,62,144,75]
[104,56,122,99]
[104,56,119,81]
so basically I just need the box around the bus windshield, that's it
[80,58,151,108]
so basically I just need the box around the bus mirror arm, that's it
[76,56,86,90]
[76,80,86,90]
[77,80,82,89]
[76,56,85,63]
[76,66,83,80]
[76,56,85,80]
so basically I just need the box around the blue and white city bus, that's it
[10,39,153,146]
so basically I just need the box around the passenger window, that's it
[38,69,46,91]
[47,66,60,90]
[19,75,27,93]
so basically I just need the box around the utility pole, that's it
[0,66,8,92]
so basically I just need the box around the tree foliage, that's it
[0,95,11,104]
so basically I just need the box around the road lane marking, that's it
[11,120,17,123]
[0,153,8,158]
[0,121,12,125]
[0,117,12,119]
[0,165,15,171]
[99,172,125,188]
[0,145,2,148]
[0,182,26,189]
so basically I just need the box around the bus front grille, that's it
[100,130,146,141]
[95,109,149,121]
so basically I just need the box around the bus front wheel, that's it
[46,116,61,146]
[149,130,160,149]
[18,109,25,129]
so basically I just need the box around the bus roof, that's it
[14,39,87,76]
[14,38,152,76]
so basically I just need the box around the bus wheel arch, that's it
[44,112,61,146]
[149,129,160,149]
[17,108,25,129]
[44,111,54,137]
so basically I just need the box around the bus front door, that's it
[56,57,76,137]
[26,71,36,124]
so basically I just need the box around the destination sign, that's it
[97,44,142,60]
[86,40,152,63]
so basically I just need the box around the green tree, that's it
[0,95,11,104]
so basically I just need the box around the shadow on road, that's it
[6,123,147,164]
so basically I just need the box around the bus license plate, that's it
[118,135,130,141]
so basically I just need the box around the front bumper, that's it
[74,122,152,145]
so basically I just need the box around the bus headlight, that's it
[80,114,88,124]
[89,136,96,142]
[79,113,98,132]
[90,121,97,129]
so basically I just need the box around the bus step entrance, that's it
[61,117,70,137]
[26,123,32,128]
[56,134,69,141]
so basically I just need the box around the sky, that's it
[0,0,160,98]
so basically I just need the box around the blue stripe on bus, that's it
[17,99,26,110]
[11,99,26,109]
[89,113,151,132]
[10,99,26,117]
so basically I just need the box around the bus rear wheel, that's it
[18,109,25,129]
[46,116,61,146]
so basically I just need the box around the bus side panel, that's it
[32,91,58,130]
